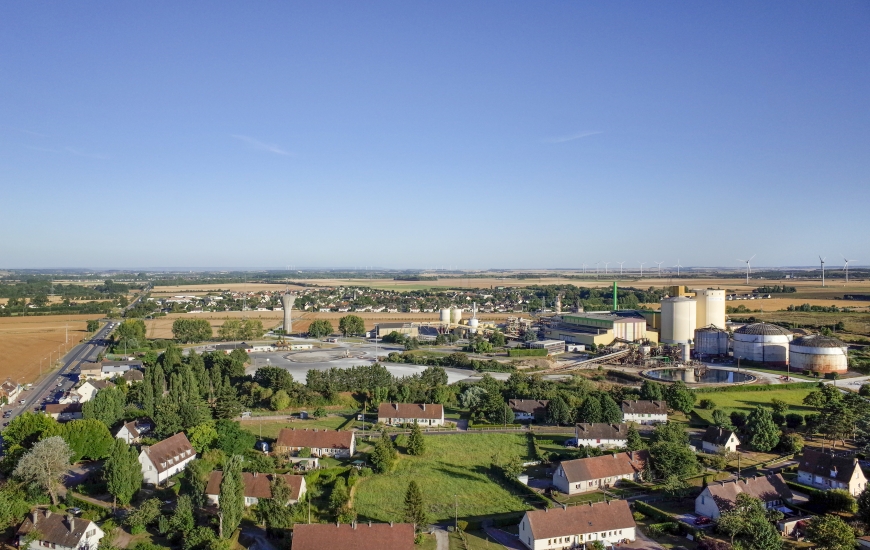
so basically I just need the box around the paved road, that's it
[1,321,114,430]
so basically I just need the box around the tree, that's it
[329,477,349,514]
[575,396,601,424]
[257,476,294,529]
[215,420,257,456]
[857,486,870,525]
[546,396,572,425]
[459,386,487,411]
[712,409,733,429]
[490,403,515,426]
[218,455,245,538]
[805,514,855,550]
[4,412,58,449]
[649,442,699,480]
[370,430,396,473]
[338,315,365,336]
[125,498,161,533]
[60,419,115,461]
[170,494,195,535]
[172,319,213,343]
[13,436,72,505]
[0,485,30,531]
[650,422,689,446]
[663,474,689,499]
[188,423,218,453]
[598,393,623,423]
[730,411,748,428]
[407,421,426,455]
[770,398,789,414]
[82,386,126,427]
[270,390,291,411]
[626,425,645,451]
[489,331,506,347]
[104,439,143,506]
[665,381,696,414]
[404,480,428,531]
[640,380,665,401]
[746,406,780,452]
[780,432,804,454]
[115,319,147,349]
[87,320,100,332]
[307,319,334,338]
[715,493,782,549]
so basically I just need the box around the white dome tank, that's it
[693,289,726,330]
[469,318,479,334]
[451,307,462,325]
[790,335,848,374]
[440,308,451,325]
[733,323,793,366]
[694,326,729,357]
[660,296,697,344]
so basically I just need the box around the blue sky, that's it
[1,2,868,269]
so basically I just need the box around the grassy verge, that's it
[692,387,816,424]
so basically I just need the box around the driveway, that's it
[483,526,525,550]
[623,529,666,550]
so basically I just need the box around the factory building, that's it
[733,323,793,367]
[544,311,658,347]
[376,323,419,338]
[790,335,849,374]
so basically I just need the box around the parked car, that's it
[563,438,578,448]
[67,508,82,516]
[694,516,711,525]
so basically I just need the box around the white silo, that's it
[790,335,848,374]
[280,292,297,335]
[451,307,462,325]
[440,308,451,326]
[694,326,729,357]
[733,323,793,366]
[693,289,726,330]
[660,296,697,344]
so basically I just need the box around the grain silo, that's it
[693,289,726,329]
[733,323,793,367]
[450,307,462,325]
[660,296,697,344]
[440,308,452,326]
[790,335,848,374]
[694,326,729,357]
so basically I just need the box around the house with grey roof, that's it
[139,432,196,486]
[574,423,630,449]
[798,449,868,496]
[17,510,104,550]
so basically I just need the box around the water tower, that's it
[281,292,297,335]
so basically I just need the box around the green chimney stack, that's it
[613,281,618,311]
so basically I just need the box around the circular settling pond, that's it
[645,367,754,384]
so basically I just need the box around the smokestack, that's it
[613,281,618,311]
[281,292,297,336]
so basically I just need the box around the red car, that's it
[694,516,711,525]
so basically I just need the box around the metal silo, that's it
[790,335,848,374]
[693,289,726,330]
[440,308,451,326]
[694,326,729,357]
[451,307,462,325]
[660,296,697,344]
[733,323,793,367]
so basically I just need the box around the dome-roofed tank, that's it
[694,325,729,357]
[790,334,848,374]
[733,322,793,366]
[661,296,697,344]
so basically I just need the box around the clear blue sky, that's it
[2,2,868,270]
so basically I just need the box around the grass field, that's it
[0,315,97,385]
[692,387,817,424]
[353,433,534,522]
[238,415,357,438]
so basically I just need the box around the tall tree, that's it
[60,419,115,461]
[575,396,602,424]
[214,376,243,419]
[546,396,572,425]
[13,436,72,505]
[370,430,396,473]
[746,406,781,452]
[82,386,126,427]
[407,421,426,455]
[170,494,195,536]
[804,514,854,550]
[3,412,58,449]
[404,480,428,531]
[598,393,623,423]
[104,439,143,506]
[665,381,696,414]
[218,455,245,539]
[338,315,365,336]
[307,319,333,338]
[256,476,294,529]
[626,425,645,451]
[639,380,665,402]
[712,409,733,429]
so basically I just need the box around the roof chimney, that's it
[67,515,75,533]
[422,404,426,411]
[45,510,51,518]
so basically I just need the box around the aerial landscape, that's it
[1,2,869,550]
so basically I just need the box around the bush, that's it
[698,399,715,410]
[507,348,548,357]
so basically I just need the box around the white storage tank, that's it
[660,296,697,344]
[440,308,451,325]
[693,289,726,330]
[469,318,479,334]
[733,323,793,367]
[451,307,463,325]
[790,335,848,374]
[694,326,729,357]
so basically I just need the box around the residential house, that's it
[696,474,793,519]
[274,428,355,458]
[115,420,152,444]
[518,500,636,550]
[509,399,549,422]
[574,423,630,449]
[797,449,868,496]
[17,510,104,550]
[702,426,740,453]
[621,400,668,425]
[123,370,144,383]
[212,342,253,354]
[292,523,415,550]
[377,403,445,427]
[205,472,306,506]
[78,362,102,381]
[139,433,196,486]
[76,380,114,403]
[0,380,21,403]
[45,403,83,422]
[552,451,649,496]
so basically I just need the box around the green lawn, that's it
[693,387,817,424]
[353,434,535,522]
[239,415,356,438]
[449,530,505,550]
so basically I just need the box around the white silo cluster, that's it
[439,308,451,326]
[733,323,793,366]
[693,289,726,329]
[660,297,696,344]
[790,335,848,374]
[451,307,462,325]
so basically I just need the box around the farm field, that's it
[0,314,97,385]
[353,433,534,522]
[150,283,306,296]
[692,387,818,424]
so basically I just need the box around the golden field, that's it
[0,315,97,385]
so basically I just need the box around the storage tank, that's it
[660,296,697,344]
[693,289,726,330]
[451,307,462,325]
[468,318,479,334]
[440,308,451,325]
[733,323,793,367]
[790,335,848,374]
[694,326,729,357]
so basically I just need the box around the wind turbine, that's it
[673,259,683,277]
[655,261,664,276]
[582,263,587,274]
[639,262,646,277]
[843,255,855,283]
[618,261,625,276]
[604,262,610,275]
[819,256,826,287]
[737,255,755,285]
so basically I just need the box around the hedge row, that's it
[508,348,549,357]
[693,381,819,394]
[633,501,705,539]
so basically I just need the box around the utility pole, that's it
[454,494,458,532]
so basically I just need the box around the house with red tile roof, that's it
[518,500,636,550]
[552,451,649,495]
[377,403,444,426]
[205,471,306,506]
[292,523,415,550]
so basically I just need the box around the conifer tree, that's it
[370,429,396,473]
[104,439,143,506]
[403,480,428,531]
[626,424,645,451]
[218,455,245,538]
[407,421,426,455]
